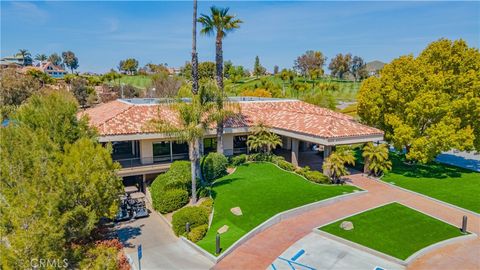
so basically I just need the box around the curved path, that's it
[213,173,480,270]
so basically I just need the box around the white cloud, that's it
[8,2,49,24]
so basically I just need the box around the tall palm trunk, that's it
[191,0,199,94]
[215,35,224,154]
[189,139,201,203]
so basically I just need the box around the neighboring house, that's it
[21,61,67,78]
[0,60,22,69]
[80,97,384,191]
[1,55,32,66]
[365,60,385,77]
[166,67,181,75]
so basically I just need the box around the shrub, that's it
[294,166,330,184]
[153,189,189,214]
[197,186,211,198]
[200,197,214,212]
[187,224,208,242]
[248,153,273,162]
[276,159,296,171]
[303,170,330,184]
[231,154,247,166]
[172,206,209,236]
[202,153,228,182]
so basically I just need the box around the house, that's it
[0,60,22,69]
[365,60,385,77]
[80,97,384,190]
[37,62,68,78]
[21,61,67,78]
[1,55,32,66]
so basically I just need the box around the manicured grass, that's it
[111,75,152,89]
[319,203,464,260]
[196,162,359,255]
[382,153,480,213]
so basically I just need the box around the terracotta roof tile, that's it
[81,99,383,139]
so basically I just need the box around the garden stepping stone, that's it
[340,221,354,231]
[217,225,229,234]
[230,207,243,216]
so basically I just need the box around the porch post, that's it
[323,145,333,159]
[142,174,146,193]
[291,138,299,167]
[169,141,173,162]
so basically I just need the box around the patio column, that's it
[323,145,333,160]
[291,138,299,167]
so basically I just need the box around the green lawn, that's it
[196,162,359,255]
[382,153,480,213]
[320,203,464,260]
[111,75,152,89]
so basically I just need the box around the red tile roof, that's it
[80,99,383,139]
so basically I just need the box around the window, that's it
[111,141,134,160]
[172,141,188,154]
[234,135,248,149]
[204,138,217,154]
[153,142,170,156]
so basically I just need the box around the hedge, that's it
[230,154,247,166]
[187,224,208,243]
[172,206,209,236]
[153,189,189,214]
[276,159,296,171]
[202,153,228,182]
[150,160,192,213]
[200,197,213,212]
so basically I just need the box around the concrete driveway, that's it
[116,205,213,270]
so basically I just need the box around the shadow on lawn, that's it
[210,177,242,199]
[389,153,466,179]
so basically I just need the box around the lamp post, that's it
[151,87,156,98]
[121,83,125,99]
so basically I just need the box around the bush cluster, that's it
[150,161,192,213]
[202,152,228,182]
[172,206,209,237]
[230,154,248,166]
[153,189,189,214]
[187,224,209,243]
[295,166,330,184]
[276,159,296,171]
[200,197,214,212]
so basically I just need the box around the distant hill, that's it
[366,61,386,76]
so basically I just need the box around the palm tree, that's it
[247,124,282,154]
[35,54,48,62]
[16,49,31,66]
[362,142,392,177]
[322,149,356,184]
[191,0,199,95]
[198,6,242,154]
[148,96,215,203]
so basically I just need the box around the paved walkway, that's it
[213,173,480,270]
[116,204,213,270]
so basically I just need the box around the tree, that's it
[148,90,216,203]
[350,56,367,81]
[362,143,392,177]
[0,68,42,108]
[26,69,54,87]
[34,53,48,62]
[198,6,242,154]
[191,0,199,94]
[273,65,279,75]
[253,56,266,77]
[13,89,94,147]
[0,90,122,268]
[308,68,323,88]
[118,58,138,75]
[247,124,282,154]
[357,39,479,163]
[328,53,352,79]
[294,50,326,77]
[70,77,94,107]
[223,60,233,78]
[62,51,79,73]
[322,149,355,183]
[149,72,182,98]
[48,53,62,66]
[16,49,32,66]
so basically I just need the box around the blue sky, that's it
[1,1,479,73]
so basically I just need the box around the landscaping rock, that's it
[217,225,229,234]
[340,221,354,231]
[230,207,243,216]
